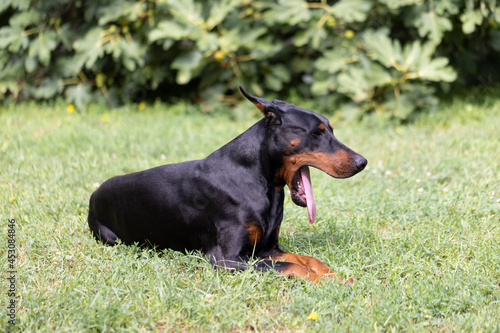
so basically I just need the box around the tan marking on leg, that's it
[279,263,320,282]
[245,222,263,250]
[271,252,351,284]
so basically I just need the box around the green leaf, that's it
[218,28,240,52]
[403,82,438,109]
[73,27,104,69]
[265,0,311,25]
[32,77,64,99]
[363,29,402,69]
[0,58,22,97]
[14,0,30,10]
[196,32,219,52]
[58,23,75,49]
[402,41,437,73]
[417,57,457,82]
[293,25,326,50]
[0,0,12,12]
[460,10,483,34]
[237,27,267,49]
[146,65,168,90]
[384,93,415,119]
[148,21,195,42]
[65,84,92,110]
[311,76,336,96]
[176,69,193,85]
[315,49,349,74]
[398,40,456,82]
[98,0,146,25]
[9,10,41,28]
[337,102,364,122]
[28,31,58,66]
[156,41,171,53]
[106,38,146,71]
[172,51,202,84]
[378,0,421,10]
[247,38,280,61]
[414,10,452,45]
[329,0,373,23]
[0,61,23,81]
[264,64,291,91]
[24,56,37,73]
[172,51,202,71]
[362,58,393,87]
[264,75,282,91]
[402,41,422,71]
[434,0,460,15]
[495,7,500,24]
[0,27,16,48]
[337,67,371,103]
[206,0,240,28]
[0,26,28,52]
[53,56,82,77]
[218,27,266,52]
[166,0,202,22]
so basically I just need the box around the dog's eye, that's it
[313,129,324,136]
[314,123,327,136]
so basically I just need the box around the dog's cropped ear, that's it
[239,86,277,118]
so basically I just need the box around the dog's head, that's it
[240,86,367,224]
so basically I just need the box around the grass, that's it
[1,91,499,332]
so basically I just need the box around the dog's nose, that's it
[354,155,367,170]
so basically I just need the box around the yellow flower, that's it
[10,197,16,203]
[67,104,74,113]
[214,50,225,62]
[138,101,146,110]
[345,30,355,39]
[307,312,318,320]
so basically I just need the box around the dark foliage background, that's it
[1,0,499,118]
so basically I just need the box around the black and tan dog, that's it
[88,87,367,283]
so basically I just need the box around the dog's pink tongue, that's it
[300,166,316,224]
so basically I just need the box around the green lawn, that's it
[1,91,499,332]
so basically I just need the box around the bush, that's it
[0,0,499,119]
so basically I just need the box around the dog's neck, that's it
[207,119,283,192]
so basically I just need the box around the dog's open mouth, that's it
[291,165,316,224]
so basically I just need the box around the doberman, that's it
[88,87,367,283]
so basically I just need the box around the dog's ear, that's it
[239,86,278,119]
